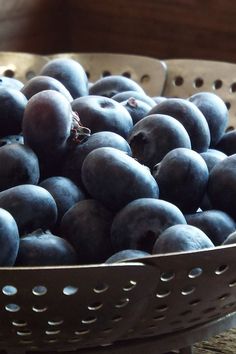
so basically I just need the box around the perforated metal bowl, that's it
[0,52,49,83]
[162,58,236,129]
[0,52,236,354]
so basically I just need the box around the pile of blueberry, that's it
[0,57,236,267]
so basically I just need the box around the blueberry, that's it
[0,87,27,138]
[0,76,24,91]
[185,210,236,245]
[89,75,144,98]
[200,149,227,211]
[59,199,114,264]
[151,96,167,105]
[152,224,214,254]
[215,129,236,156]
[112,90,156,107]
[223,231,236,245]
[111,198,186,253]
[62,131,132,187]
[120,97,151,125]
[15,229,78,266]
[22,90,78,178]
[0,143,39,191]
[23,90,73,160]
[200,149,227,171]
[21,75,73,102]
[154,148,209,214]
[129,114,191,169]
[105,249,150,263]
[208,154,236,219]
[39,176,86,225]
[71,95,133,139]
[189,92,228,147]
[148,98,210,152]
[0,184,58,235]
[0,208,19,266]
[82,147,159,211]
[40,58,88,99]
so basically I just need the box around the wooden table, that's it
[194,328,236,353]
[1,0,236,64]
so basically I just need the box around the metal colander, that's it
[0,52,236,354]
[162,58,236,129]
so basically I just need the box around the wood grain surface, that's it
[194,328,236,353]
[0,1,236,353]
[68,0,236,62]
[1,0,236,62]
[0,0,68,54]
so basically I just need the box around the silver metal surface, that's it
[0,262,159,352]
[0,244,235,352]
[163,59,236,128]
[0,52,48,83]
[49,52,167,97]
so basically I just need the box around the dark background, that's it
[1,0,236,62]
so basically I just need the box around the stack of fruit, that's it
[0,56,235,268]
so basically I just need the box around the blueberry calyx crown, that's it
[70,111,91,144]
